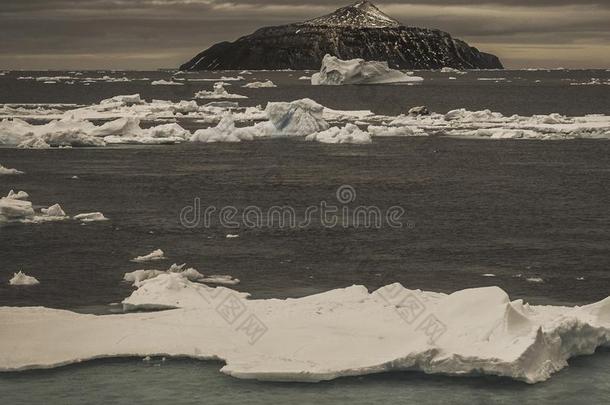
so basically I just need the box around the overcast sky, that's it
[1,0,609,69]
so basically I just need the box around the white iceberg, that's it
[40,204,67,218]
[0,164,24,175]
[8,271,40,286]
[194,83,247,99]
[305,124,372,144]
[191,114,254,143]
[131,249,166,263]
[73,212,108,222]
[5,190,29,200]
[242,80,277,88]
[0,197,35,223]
[0,278,607,385]
[311,54,424,85]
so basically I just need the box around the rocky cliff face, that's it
[180,1,503,71]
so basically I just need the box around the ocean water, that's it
[1,70,609,403]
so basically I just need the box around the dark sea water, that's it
[1,70,609,404]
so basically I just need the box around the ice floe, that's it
[305,124,372,144]
[0,164,24,175]
[73,212,108,222]
[8,271,40,286]
[131,249,166,263]
[0,279,607,384]
[311,54,424,85]
[242,80,277,88]
[5,190,29,200]
[194,83,248,99]
[151,80,184,86]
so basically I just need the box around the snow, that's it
[0,164,24,175]
[304,1,401,29]
[194,83,248,99]
[242,80,277,88]
[440,67,466,74]
[8,271,40,286]
[73,212,108,222]
[305,124,372,144]
[131,249,166,263]
[311,54,424,86]
[0,279,608,384]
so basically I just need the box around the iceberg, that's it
[242,80,277,88]
[194,83,248,99]
[40,204,67,218]
[311,54,424,85]
[8,271,40,286]
[305,124,372,144]
[5,190,29,200]
[124,263,207,287]
[73,212,108,222]
[0,164,24,175]
[131,249,166,263]
[0,278,607,384]
[0,198,35,223]
[151,79,184,86]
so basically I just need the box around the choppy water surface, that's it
[0,70,609,403]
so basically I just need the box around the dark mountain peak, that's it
[303,1,401,28]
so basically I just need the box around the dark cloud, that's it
[1,1,609,69]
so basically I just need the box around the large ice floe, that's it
[0,275,608,384]
[0,195,67,224]
[311,54,424,85]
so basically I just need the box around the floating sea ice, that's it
[311,54,424,85]
[5,190,29,200]
[305,124,372,144]
[151,80,184,86]
[226,234,240,238]
[0,198,35,223]
[482,273,497,277]
[199,274,240,286]
[242,80,277,88]
[298,76,311,80]
[194,82,248,99]
[124,263,206,287]
[0,164,24,175]
[3,279,607,384]
[191,114,255,143]
[41,204,67,218]
[100,94,145,106]
[8,271,40,286]
[131,249,166,263]
[526,277,544,283]
[73,212,108,222]
[367,125,419,137]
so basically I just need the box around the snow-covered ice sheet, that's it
[0,276,607,384]
[312,54,424,85]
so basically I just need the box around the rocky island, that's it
[180,1,503,71]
